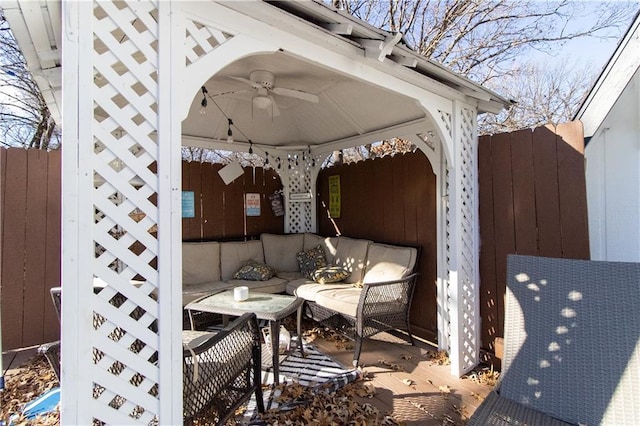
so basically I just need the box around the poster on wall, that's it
[328,175,341,218]
[269,191,285,217]
[182,191,195,218]
[246,193,261,217]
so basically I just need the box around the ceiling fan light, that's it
[253,94,272,109]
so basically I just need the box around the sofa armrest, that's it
[357,273,418,316]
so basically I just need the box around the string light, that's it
[226,118,234,143]
[248,140,253,155]
[200,86,208,115]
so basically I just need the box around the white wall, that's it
[585,68,640,261]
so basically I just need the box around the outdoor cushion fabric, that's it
[332,236,372,284]
[183,241,221,285]
[303,233,339,264]
[261,233,304,272]
[290,280,353,302]
[220,240,265,281]
[362,243,417,283]
[312,266,350,284]
[297,245,327,279]
[315,287,362,317]
[233,259,276,281]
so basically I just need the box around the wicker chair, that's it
[302,273,418,366]
[40,287,264,424]
[468,255,640,425]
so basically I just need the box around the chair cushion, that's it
[233,259,275,281]
[315,287,362,317]
[183,241,221,285]
[303,233,339,263]
[311,266,350,284]
[220,240,264,281]
[363,243,417,283]
[297,245,328,279]
[332,236,372,284]
[261,233,304,272]
[292,281,353,302]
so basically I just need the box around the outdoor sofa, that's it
[468,255,640,425]
[183,233,419,365]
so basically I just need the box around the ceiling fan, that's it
[224,70,320,117]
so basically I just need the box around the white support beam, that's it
[322,23,353,35]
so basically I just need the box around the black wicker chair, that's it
[302,273,418,366]
[40,287,264,424]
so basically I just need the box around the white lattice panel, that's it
[91,2,161,423]
[184,18,231,66]
[285,151,315,233]
[446,105,479,375]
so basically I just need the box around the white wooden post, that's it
[157,2,184,423]
[447,101,481,377]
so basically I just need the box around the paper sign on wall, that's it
[246,193,261,217]
[328,175,341,218]
[182,191,195,218]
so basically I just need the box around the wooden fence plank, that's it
[22,150,49,346]
[478,135,499,356]
[225,168,245,238]
[532,126,563,258]
[554,122,589,259]
[511,129,538,255]
[43,150,62,343]
[2,149,28,349]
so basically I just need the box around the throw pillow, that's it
[312,266,350,284]
[297,245,327,279]
[233,259,275,281]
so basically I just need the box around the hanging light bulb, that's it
[227,118,234,143]
[200,96,207,115]
[248,140,253,155]
[200,86,208,115]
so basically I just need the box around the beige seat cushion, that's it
[183,241,221,285]
[261,233,304,272]
[332,236,372,284]
[363,243,417,283]
[220,240,265,281]
[182,281,230,306]
[315,287,362,317]
[303,233,339,264]
[291,280,353,302]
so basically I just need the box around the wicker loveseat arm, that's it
[183,312,264,425]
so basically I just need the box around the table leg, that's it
[270,320,280,384]
[297,304,305,356]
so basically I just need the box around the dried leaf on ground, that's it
[439,384,451,394]
[425,350,451,366]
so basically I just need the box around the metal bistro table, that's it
[185,290,304,383]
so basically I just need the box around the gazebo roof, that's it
[3,0,509,152]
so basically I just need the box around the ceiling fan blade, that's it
[271,87,319,103]
[211,89,253,98]
[228,76,262,90]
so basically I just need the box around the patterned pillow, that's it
[297,245,327,279]
[233,259,275,281]
[312,266,350,284]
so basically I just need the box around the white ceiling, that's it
[183,51,427,149]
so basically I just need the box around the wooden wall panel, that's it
[44,150,62,343]
[317,152,438,341]
[478,122,589,359]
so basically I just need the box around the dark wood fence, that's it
[317,153,439,342]
[1,123,589,352]
[181,161,284,240]
[478,122,589,359]
[1,149,61,351]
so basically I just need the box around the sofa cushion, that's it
[303,233,339,264]
[220,241,265,281]
[183,241,221,285]
[315,287,362,318]
[332,236,372,284]
[363,243,417,283]
[261,233,304,272]
[297,245,328,279]
[311,266,350,284]
[290,280,353,302]
[233,259,275,281]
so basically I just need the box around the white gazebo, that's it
[2,1,509,424]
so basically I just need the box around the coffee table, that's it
[185,290,304,383]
